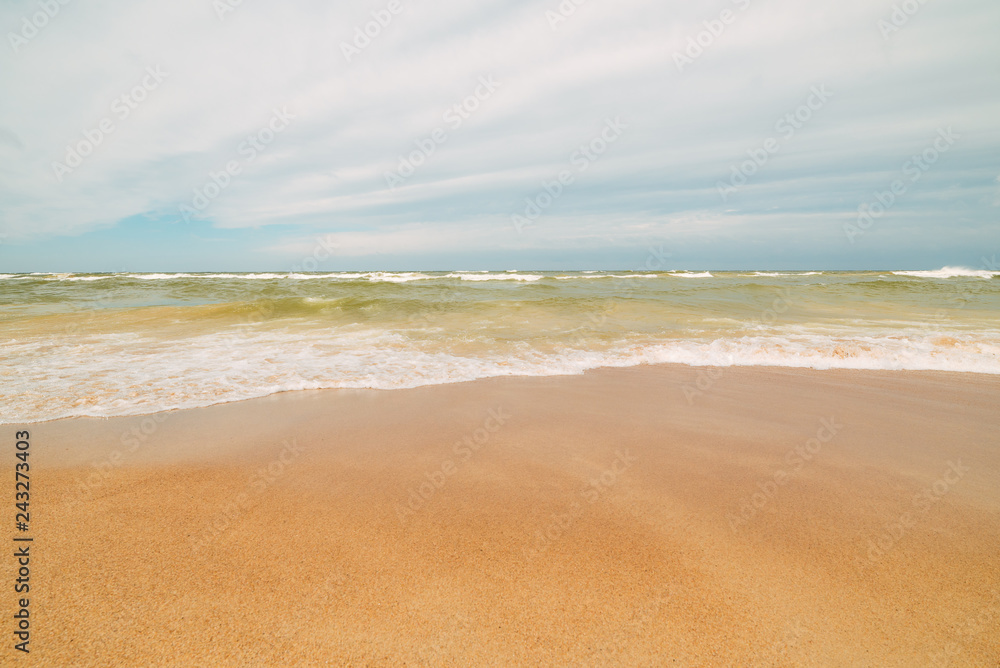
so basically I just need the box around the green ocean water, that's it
[2,268,999,423]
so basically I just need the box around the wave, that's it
[445,273,545,281]
[669,272,713,278]
[893,267,1000,279]
[4,327,998,424]
[126,273,198,280]
[360,272,437,283]
[0,271,647,284]
[553,274,659,280]
[746,272,823,277]
[31,272,443,282]
[217,273,291,279]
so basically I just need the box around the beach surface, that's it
[4,364,1000,666]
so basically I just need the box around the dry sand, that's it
[3,365,1000,666]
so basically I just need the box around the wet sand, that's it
[4,365,1000,666]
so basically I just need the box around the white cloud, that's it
[1,0,999,257]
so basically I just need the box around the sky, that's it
[0,0,998,272]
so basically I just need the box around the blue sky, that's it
[0,0,998,271]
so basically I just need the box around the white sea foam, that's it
[554,274,658,279]
[125,273,197,280]
[4,325,998,424]
[446,273,545,281]
[365,272,437,282]
[98,272,444,282]
[893,267,1000,279]
[748,272,823,277]
[225,273,287,279]
[5,270,999,424]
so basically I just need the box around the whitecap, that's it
[446,273,544,281]
[893,267,999,279]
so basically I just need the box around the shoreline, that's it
[5,364,1000,665]
[9,361,1000,430]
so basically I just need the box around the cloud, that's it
[1,0,998,266]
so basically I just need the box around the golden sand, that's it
[4,365,1000,666]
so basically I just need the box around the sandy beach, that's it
[5,0,1000,663]
[4,364,1000,666]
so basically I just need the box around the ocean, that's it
[2,268,999,424]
